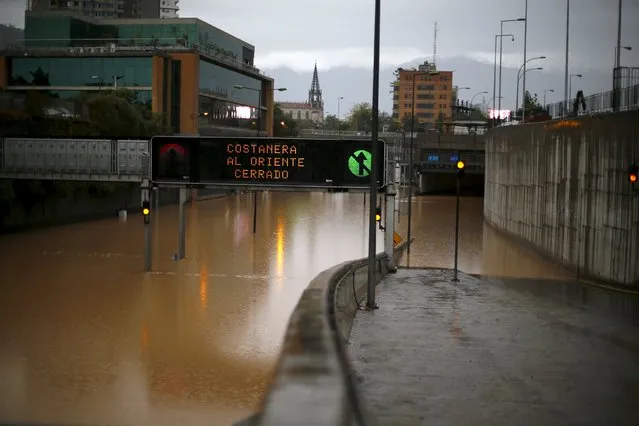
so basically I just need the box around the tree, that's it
[348,102,372,132]
[522,90,545,118]
[324,114,340,131]
[86,89,168,137]
[273,103,297,137]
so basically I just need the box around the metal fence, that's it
[547,84,639,118]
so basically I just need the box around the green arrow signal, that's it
[348,150,372,177]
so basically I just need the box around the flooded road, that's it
[394,193,573,280]
[0,190,572,426]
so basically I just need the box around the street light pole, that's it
[522,0,529,122]
[337,96,343,138]
[470,91,488,109]
[516,67,542,118]
[616,0,622,69]
[568,73,583,108]
[519,56,546,118]
[499,18,525,113]
[543,89,554,110]
[516,59,545,117]
[494,33,514,123]
[366,0,381,310]
[564,0,570,118]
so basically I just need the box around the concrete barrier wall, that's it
[256,242,410,426]
[485,111,639,286]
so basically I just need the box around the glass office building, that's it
[1,10,274,135]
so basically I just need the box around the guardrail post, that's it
[178,187,187,259]
[385,183,397,272]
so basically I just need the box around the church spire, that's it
[308,62,323,109]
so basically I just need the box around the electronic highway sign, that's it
[151,136,386,189]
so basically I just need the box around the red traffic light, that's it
[630,163,638,184]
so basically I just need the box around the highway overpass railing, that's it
[0,137,149,182]
[254,241,411,426]
[546,84,639,118]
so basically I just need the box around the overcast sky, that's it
[2,0,638,84]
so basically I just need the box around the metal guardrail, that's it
[0,137,149,182]
[547,84,639,118]
[298,129,417,139]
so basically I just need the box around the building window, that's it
[416,103,435,109]
[416,84,434,91]
[9,57,153,87]
[297,111,301,119]
[199,59,261,107]
[305,111,309,120]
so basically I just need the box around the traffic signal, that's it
[456,160,466,177]
[142,200,150,224]
[375,206,382,222]
[629,162,638,186]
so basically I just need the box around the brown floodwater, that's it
[0,190,572,426]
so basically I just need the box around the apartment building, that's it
[27,0,179,19]
[392,60,453,131]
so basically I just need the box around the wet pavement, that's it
[348,268,639,426]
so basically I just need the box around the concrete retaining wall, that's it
[485,111,639,286]
[256,242,410,426]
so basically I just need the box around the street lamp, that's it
[568,73,582,101]
[233,84,286,235]
[516,67,542,119]
[407,70,440,257]
[113,75,123,89]
[455,86,470,115]
[91,75,103,90]
[516,56,546,117]
[615,45,632,68]
[499,18,525,112]
[337,96,344,137]
[493,33,515,120]
[470,91,488,108]
[543,89,554,109]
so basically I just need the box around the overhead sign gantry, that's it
[150,136,385,190]
[142,136,387,272]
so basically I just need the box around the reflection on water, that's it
[395,195,573,281]
[0,191,573,426]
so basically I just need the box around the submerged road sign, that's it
[151,136,385,189]
[393,231,403,247]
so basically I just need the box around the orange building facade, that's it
[392,61,453,131]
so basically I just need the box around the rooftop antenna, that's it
[433,21,438,68]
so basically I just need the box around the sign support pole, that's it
[253,190,257,234]
[453,170,461,282]
[178,187,187,259]
[385,183,397,272]
[366,0,381,310]
[141,180,152,272]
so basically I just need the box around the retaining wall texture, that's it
[485,111,639,286]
